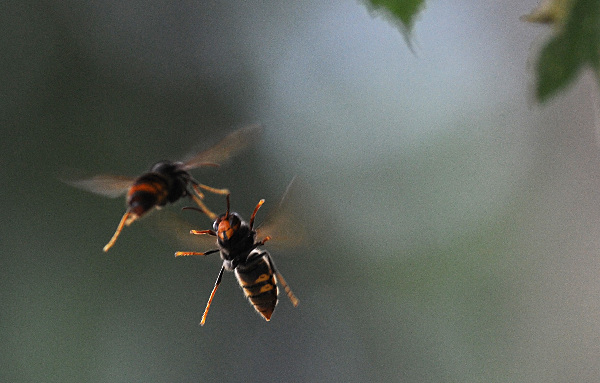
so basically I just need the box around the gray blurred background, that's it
[3,0,600,382]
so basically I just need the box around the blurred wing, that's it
[182,124,262,170]
[145,210,218,251]
[256,176,307,249]
[63,174,135,198]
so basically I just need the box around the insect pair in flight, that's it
[67,124,299,325]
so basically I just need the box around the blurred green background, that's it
[3,0,600,382]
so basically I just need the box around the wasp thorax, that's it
[149,160,178,174]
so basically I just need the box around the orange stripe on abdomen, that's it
[126,176,169,216]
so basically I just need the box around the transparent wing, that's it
[256,176,308,249]
[181,124,262,170]
[145,210,219,251]
[63,174,135,198]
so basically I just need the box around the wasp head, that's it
[214,212,243,243]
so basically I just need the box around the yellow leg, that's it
[275,271,300,307]
[195,183,230,196]
[200,266,225,326]
[189,193,218,221]
[103,210,136,252]
[174,248,220,257]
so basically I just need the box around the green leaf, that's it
[521,0,573,26]
[536,35,583,101]
[536,0,600,101]
[366,0,425,36]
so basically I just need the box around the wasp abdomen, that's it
[127,173,170,217]
[235,252,278,321]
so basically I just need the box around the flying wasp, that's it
[175,182,300,325]
[65,124,261,252]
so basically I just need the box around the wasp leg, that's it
[189,191,218,221]
[103,210,135,252]
[191,229,216,236]
[200,266,225,326]
[266,254,299,307]
[275,271,299,307]
[256,236,271,247]
[194,188,205,199]
[174,248,220,257]
[174,229,218,257]
[195,183,230,196]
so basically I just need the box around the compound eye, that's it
[213,214,226,231]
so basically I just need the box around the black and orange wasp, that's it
[65,124,261,252]
[175,179,300,325]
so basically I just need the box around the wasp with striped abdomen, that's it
[65,124,261,252]
[175,185,299,325]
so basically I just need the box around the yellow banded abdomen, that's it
[235,253,279,321]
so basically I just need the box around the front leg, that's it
[174,228,219,257]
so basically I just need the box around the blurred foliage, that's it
[521,0,573,26]
[523,0,600,102]
[5,1,600,381]
[369,0,600,103]
[365,0,425,37]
